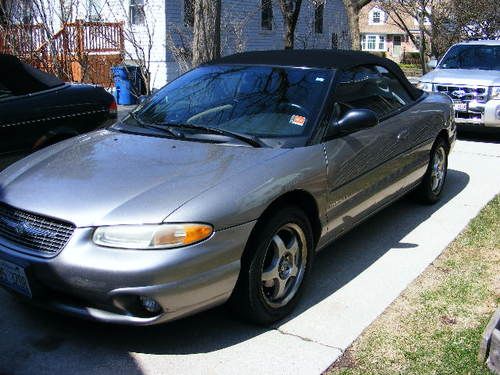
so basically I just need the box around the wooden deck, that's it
[0,21,124,87]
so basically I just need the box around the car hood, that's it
[0,130,288,227]
[421,69,500,86]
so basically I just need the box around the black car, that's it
[0,54,117,155]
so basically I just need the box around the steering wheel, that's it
[186,104,233,124]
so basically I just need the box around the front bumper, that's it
[454,100,500,128]
[0,221,256,325]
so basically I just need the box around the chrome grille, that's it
[436,85,488,103]
[0,203,75,257]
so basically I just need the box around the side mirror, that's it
[427,59,438,69]
[329,109,379,137]
[137,95,149,105]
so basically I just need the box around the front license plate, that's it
[0,259,32,298]
[454,102,467,112]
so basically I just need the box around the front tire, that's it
[415,137,448,204]
[229,206,314,325]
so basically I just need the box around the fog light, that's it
[139,296,162,314]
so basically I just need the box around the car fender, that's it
[164,143,329,231]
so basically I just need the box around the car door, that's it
[0,89,44,153]
[322,65,417,238]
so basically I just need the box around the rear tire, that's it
[414,137,448,204]
[229,206,314,325]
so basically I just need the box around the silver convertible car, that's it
[0,50,455,325]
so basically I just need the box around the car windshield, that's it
[132,65,333,142]
[438,44,500,70]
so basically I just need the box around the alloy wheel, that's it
[260,223,307,308]
[430,145,446,194]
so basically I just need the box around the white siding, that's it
[35,0,349,88]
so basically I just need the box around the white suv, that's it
[418,40,500,130]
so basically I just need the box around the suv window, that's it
[333,65,413,119]
[439,44,500,70]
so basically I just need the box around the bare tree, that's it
[221,4,258,54]
[380,0,432,73]
[192,0,222,66]
[167,1,256,75]
[342,0,372,50]
[445,0,499,42]
[295,0,326,49]
[96,0,156,94]
[166,23,194,74]
[277,0,303,49]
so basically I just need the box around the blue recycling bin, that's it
[111,66,144,105]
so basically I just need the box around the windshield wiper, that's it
[129,112,184,138]
[158,122,265,148]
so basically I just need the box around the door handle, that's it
[397,129,409,140]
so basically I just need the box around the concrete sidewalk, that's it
[0,139,499,375]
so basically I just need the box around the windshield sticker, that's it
[290,115,306,126]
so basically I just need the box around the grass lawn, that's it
[326,195,500,375]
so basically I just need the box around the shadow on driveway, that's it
[0,169,469,374]
[458,129,500,144]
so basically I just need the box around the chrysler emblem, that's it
[0,216,56,238]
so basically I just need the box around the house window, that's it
[362,35,385,51]
[184,0,194,27]
[332,33,338,49]
[369,8,385,25]
[87,0,103,21]
[130,0,145,26]
[367,35,376,50]
[261,0,273,31]
[314,2,324,34]
[341,31,349,46]
[18,0,33,24]
[378,35,385,50]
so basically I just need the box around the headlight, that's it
[93,223,213,249]
[416,81,433,92]
[490,87,500,100]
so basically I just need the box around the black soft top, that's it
[208,49,422,100]
[0,54,65,95]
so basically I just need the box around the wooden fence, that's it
[0,21,124,87]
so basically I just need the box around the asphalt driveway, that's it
[0,136,499,375]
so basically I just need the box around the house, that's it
[359,1,421,62]
[1,0,351,89]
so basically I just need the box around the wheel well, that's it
[257,190,322,247]
[33,129,79,150]
[437,129,450,151]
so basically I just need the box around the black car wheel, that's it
[415,137,448,204]
[230,206,314,325]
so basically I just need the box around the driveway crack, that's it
[274,327,344,352]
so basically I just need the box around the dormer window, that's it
[369,7,385,25]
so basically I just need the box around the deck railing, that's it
[1,21,124,86]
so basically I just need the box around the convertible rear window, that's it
[334,65,413,119]
[134,65,333,138]
[0,54,64,96]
